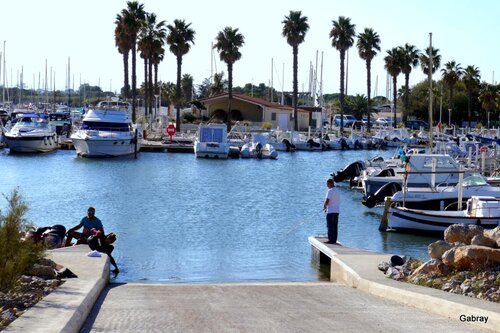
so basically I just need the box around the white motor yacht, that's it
[4,113,58,153]
[70,101,141,157]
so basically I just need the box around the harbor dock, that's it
[6,244,499,332]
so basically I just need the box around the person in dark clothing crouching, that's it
[87,231,119,274]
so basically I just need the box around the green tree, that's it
[119,1,146,122]
[181,73,194,105]
[138,12,166,118]
[356,27,380,131]
[282,10,309,131]
[462,65,481,127]
[399,43,420,123]
[479,83,498,127]
[213,27,245,132]
[114,13,134,99]
[384,47,402,126]
[441,60,463,123]
[419,47,441,75]
[330,16,356,132]
[167,19,196,132]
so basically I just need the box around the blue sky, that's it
[0,0,497,99]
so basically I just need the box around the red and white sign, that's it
[166,124,176,142]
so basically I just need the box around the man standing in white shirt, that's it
[323,178,340,244]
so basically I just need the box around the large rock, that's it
[409,259,448,279]
[26,264,56,279]
[471,234,497,248]
[441,245,500,270]
[428,240,454,259]
[483,226,500,247]
[444,224,483,245]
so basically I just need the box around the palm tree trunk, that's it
[392,75,398,126]
[148,58,153,118]
[404,73,410,123]
[366,59,371,132]
[123,51,130,99]
[154,62,158,120]
[176,55,182,132]
[143,58,148,116]
[339,50,345,132]
[131,42,137,122]
[293,45,298,131]
[227,62,233,132]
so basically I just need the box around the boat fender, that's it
[44,137,48,145]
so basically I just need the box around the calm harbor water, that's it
[0,148,439,283]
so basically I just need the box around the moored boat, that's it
[70,100,141,157]
[387,196,500,233]
[194,123,230,159]
[4,113,58,153]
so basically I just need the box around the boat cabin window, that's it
[422,157,456,168]
[200,127,224,143]
[81,121,131,132]
[462,175,488,187]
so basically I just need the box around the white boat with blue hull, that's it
[387,196,500,233]
[4,113,58,153]
[194,123,230,159]
[70,101,141,157]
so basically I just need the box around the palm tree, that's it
[463,65,481,127]
[356,28,380,131]
[167,19,196,132]
[330,16,356,132]
[384,48,402,126]
[419,47,441,75]
[210,72,227,96]
[213,27,245,132]
[441,60,463,124]
[138,12,166,118]
[114,14,133,99]
[119,1,146,122]
[479,84,498,128]
[398,43,419,123]
[282,10,309,131]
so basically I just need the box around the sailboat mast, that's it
[428,32,433,149]
[2,41,5,105]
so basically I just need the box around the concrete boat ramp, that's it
[5,241,498,333]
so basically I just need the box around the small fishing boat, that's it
[387,196,500,233]
[194,123,230,159]
[240,134,278,159]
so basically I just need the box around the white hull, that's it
[388,206,500,232]
[72,137,140,157]
[194,142,230,159]
[4,135,58,153]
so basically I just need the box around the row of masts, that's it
[0,41,89,109]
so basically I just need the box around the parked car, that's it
[405,120,429,130]
[375,117,394,127]
[334,114,357,127]
[362,117,376,125]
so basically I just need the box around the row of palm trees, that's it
[115,4,496,133]
[114,1,196,131]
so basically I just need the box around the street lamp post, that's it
[448,108,452,127]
